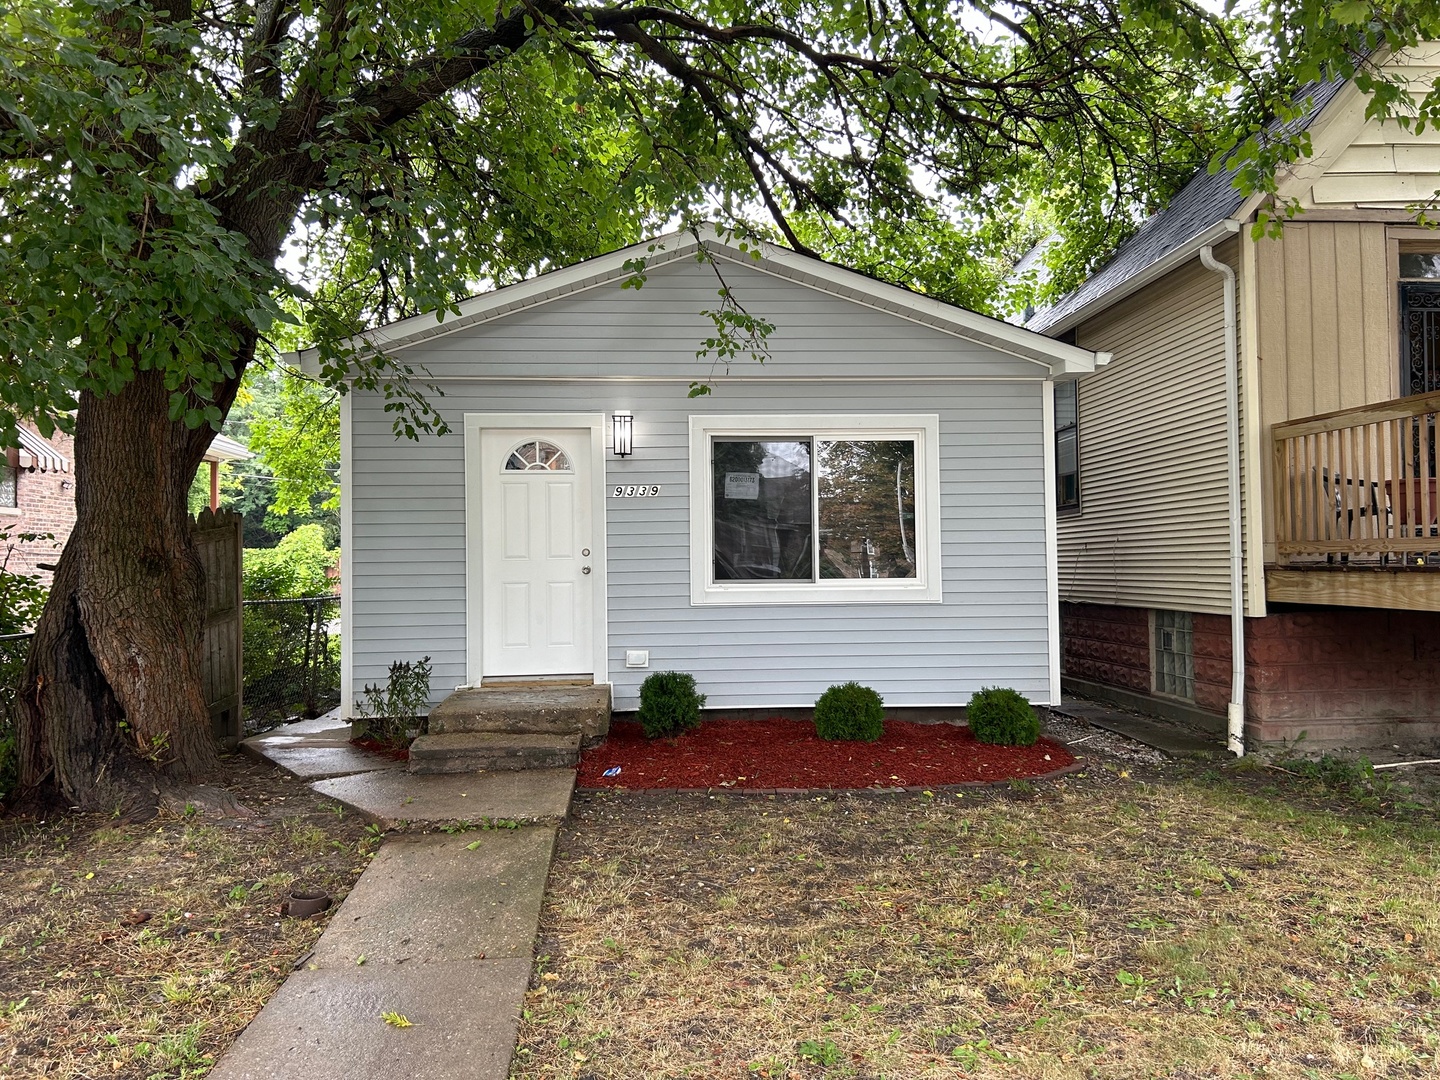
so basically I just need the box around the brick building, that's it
[3,427,250,590]
[2,426,75,585]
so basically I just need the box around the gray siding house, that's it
[318,229,1108,715]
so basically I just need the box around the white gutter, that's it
[1199,240,1246,758]
[1035,218,1242,337]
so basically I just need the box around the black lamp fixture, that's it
[612,410,633,457]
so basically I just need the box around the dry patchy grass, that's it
[0,756,375,1079]
[513,766,1440,1079]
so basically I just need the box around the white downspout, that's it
[1199,244,1245,757]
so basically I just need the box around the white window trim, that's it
[688,413,942,606]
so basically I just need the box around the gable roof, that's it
[1027,75,1352,335]
[294,226,1109,378]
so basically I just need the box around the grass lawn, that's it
[0,756,375,1079]
[512,761,1440,1079]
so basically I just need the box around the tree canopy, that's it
[6,0,1437,451]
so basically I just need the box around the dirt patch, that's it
[350,736,410,761]
[513,757,1440,1079]
[578,719,1074,791]
[0,754,375,1079]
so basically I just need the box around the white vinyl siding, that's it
[1060,255,1239,615]
[347,256,1055,710]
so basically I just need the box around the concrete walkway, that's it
[1051,696,1229,758]
[212,714,573,1079]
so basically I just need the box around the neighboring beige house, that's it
[1025,44,1440,753]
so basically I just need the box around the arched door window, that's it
[504,440,573,472]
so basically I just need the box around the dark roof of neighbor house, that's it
[1026,75,1351,333]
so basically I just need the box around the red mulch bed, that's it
[350,737,409,761]
[577,719,1076,791]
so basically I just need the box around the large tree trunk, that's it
[16,369,238,817]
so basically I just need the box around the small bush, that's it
[354,656,432,746]
[967,687,1040,746]
[637,671,706,739]
[813,682,885,742]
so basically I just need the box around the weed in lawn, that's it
[796,1037,842,1066]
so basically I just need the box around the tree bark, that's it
[17,368,240,816]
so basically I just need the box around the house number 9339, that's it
[611,485,661,498]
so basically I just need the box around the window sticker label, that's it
[724,472,760,500]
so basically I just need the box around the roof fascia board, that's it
[291,231,706,373]
[290,223,1105,378]
[1271,79,1375,203]
[1035,219,1242,337]
[729,240,1105,375]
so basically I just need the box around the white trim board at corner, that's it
[1041,381,1062,707]
[688,413,943,606]
[339,391,355,718]
[291,226,1110,378]
[462,412,609,685]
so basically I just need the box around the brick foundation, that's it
[1063,601,1440,752]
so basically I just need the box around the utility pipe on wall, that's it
[1199,243,1246,758]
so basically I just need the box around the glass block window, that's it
[1154,610,1194,700]
[0,463,15,509]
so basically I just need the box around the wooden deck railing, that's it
[1272,389,1440,566]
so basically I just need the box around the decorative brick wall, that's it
[1,427,75,585]
[1246,608,1440,750]
[1061,601,1232,715]
[1060,602,1150,694]
[1064,600,1440,751]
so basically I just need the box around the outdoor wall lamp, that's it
[612,410,634,457]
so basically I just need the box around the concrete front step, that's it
[428,684,611,741]
[408,732,582,774]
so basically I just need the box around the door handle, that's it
[582,566,591,574]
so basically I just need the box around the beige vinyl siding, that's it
[1061,252,1237,615]
[1304,42,1440,209]
[1255,222,1395,428]
[1253,222,1396,564]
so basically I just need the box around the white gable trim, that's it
[293,226,1108,379]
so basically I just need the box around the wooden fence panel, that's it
[192,507,243,744]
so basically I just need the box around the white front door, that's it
[480,428,594,677]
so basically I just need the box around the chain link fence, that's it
[242,596,340,734]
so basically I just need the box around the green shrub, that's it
[967,687,1040,746]
[813,682,885,742]
[354,656,432,746]
[637,671,706,739]
[243,524,338,601]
